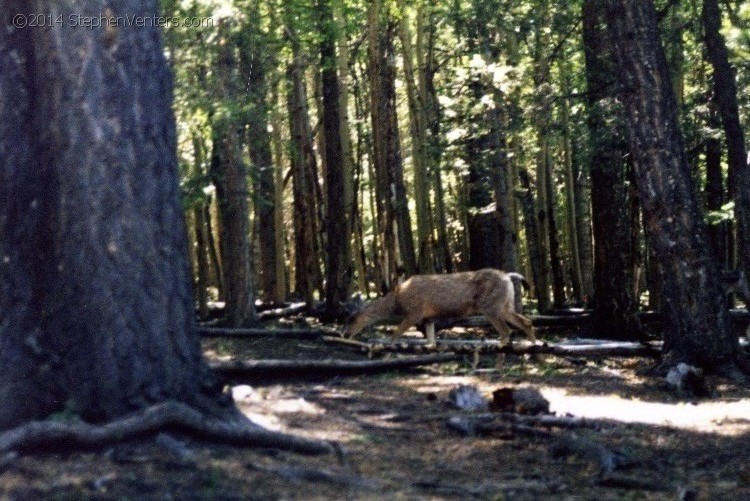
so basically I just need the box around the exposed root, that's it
[0,401,334,456]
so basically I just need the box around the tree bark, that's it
[240,12,280,306]
[0,0,232,429]
[583,0,640,339]
[368,0,417,282]
[545,151,566,309]
[607,0,741,371]
[318,0,352,319]
[210,19,257,328]
[399,7,435,273]
[191,136,210,320]
[286,56,323,306]
[517,168,545,309]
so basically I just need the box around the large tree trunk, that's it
[0,0,231,429]
[607,0,741,372]
[583,0,640,339]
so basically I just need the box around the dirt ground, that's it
[1,321,749,500]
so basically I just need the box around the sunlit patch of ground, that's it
[541,389,750,434]
[395,370,750,435]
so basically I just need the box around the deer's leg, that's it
[423,321,437,344]
[484,315,512,346]
[393,313,422,338]
[505,312,536,343]
[346,315,370,339]
[484,316,511,370]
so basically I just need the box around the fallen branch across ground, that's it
[199,327,337,339]
[210,354,461,379]
[323,336,661,359]
[0,401,334,456]
[257,302,309,320]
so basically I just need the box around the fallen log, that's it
[210,353,461,379]
[341,309,749,334]
[199,327,337,339]
[323,336,661,358]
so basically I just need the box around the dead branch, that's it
[390,411,619,432]
[210,354,461,378]
[257,302,308,320]
[448,416,554,438]
[199,327,337,339]
[0,401,334,456]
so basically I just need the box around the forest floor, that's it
[1,320,749,500]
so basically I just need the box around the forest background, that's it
[167,0,749,340]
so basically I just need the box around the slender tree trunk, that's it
[560,64,584,302]
[563,129,583,302]
[534,140,552,311]
[608,0,741,372]
[192,135,210,320]
[489,103,518,273]
[420,5,451,273]
[318,0,352,319]
[334,0,356,297]
[583,0,639,339]
[704,104,728,268]
[574,148,595,302]
[702,0,750,281]
[210,20,257,328]
[545,151,566,308]
[269,83,288,304]
[517,168,545,310]
[240,15,279,306]
[399,9,435,273]
[368,0,416,282]
[0,0,231,429]
[204,200,223,296]
[287,57,323,305]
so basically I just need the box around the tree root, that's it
[0,401,335,456]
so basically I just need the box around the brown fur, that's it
[346,269,535,345]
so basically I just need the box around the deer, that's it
[345,269,536,346]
